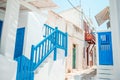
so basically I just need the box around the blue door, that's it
[98,32,113,65]
[0,20,3,39]
[14,27,25,59]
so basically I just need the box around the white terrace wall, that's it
[46,11,84,74]
[34,49,66,80]
[0,55,17,80]
[46,11,66,32]
[18,12,47,59]
[59,7,83,30]
[110,0,120,79]
[18,11,66,80]
[66,22,84,72]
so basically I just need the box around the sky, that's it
[52,0,109,31]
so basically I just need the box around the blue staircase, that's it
[15,56,34,80]
[15,24,68,80]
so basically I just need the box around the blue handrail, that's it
[16,55,34,80]
[43,24,55,37]
[15,24,68,80]
[30,27,68,71]
[31,31,56,70]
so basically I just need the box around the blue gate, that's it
[98,32,113,65]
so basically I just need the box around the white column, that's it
[109,0,120,79]
[0,0,20,59]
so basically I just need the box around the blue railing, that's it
[15,56,34,80]
[30,27,68,70]
[15,24,68,80]
[31,30,56,70]
[44,24,67,54]
[43,24,54,37]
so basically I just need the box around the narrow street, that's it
[0,0,120,80]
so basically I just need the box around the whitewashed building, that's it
[94,0,120,79]
[109,0,120,79]
[46,7,96,80]
[0,0,68,80]
[0,0,98,80]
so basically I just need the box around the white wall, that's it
[0,55,17,80]
[18,12,28,28]
[67,36,84,71]
[34,49,66,80]
[109,0,120,79]
[66,22,84,40]
[59,8,83,29]
[66,21,84,71]
[47,11,85,76]
[0,0,19,80]
[18,12,47,59]
[0,11,4,20]
[46,11,66,32]
[0,0,20,59]
[18,11,66,80]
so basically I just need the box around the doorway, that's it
[72,44,77,69]
[14,27,25,59]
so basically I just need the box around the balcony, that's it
[85,33,95,44]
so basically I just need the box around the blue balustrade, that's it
[30,27,68,70]
[43,24,54,37]
[16,55,34,80]
[31,31,56,70]
[15,24,68,80]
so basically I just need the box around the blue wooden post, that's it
[30,45,35,71]
[65,32,68,57]
[54,27,58,61]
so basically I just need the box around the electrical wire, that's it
[67,0,96,33]
[67,0,81,13]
